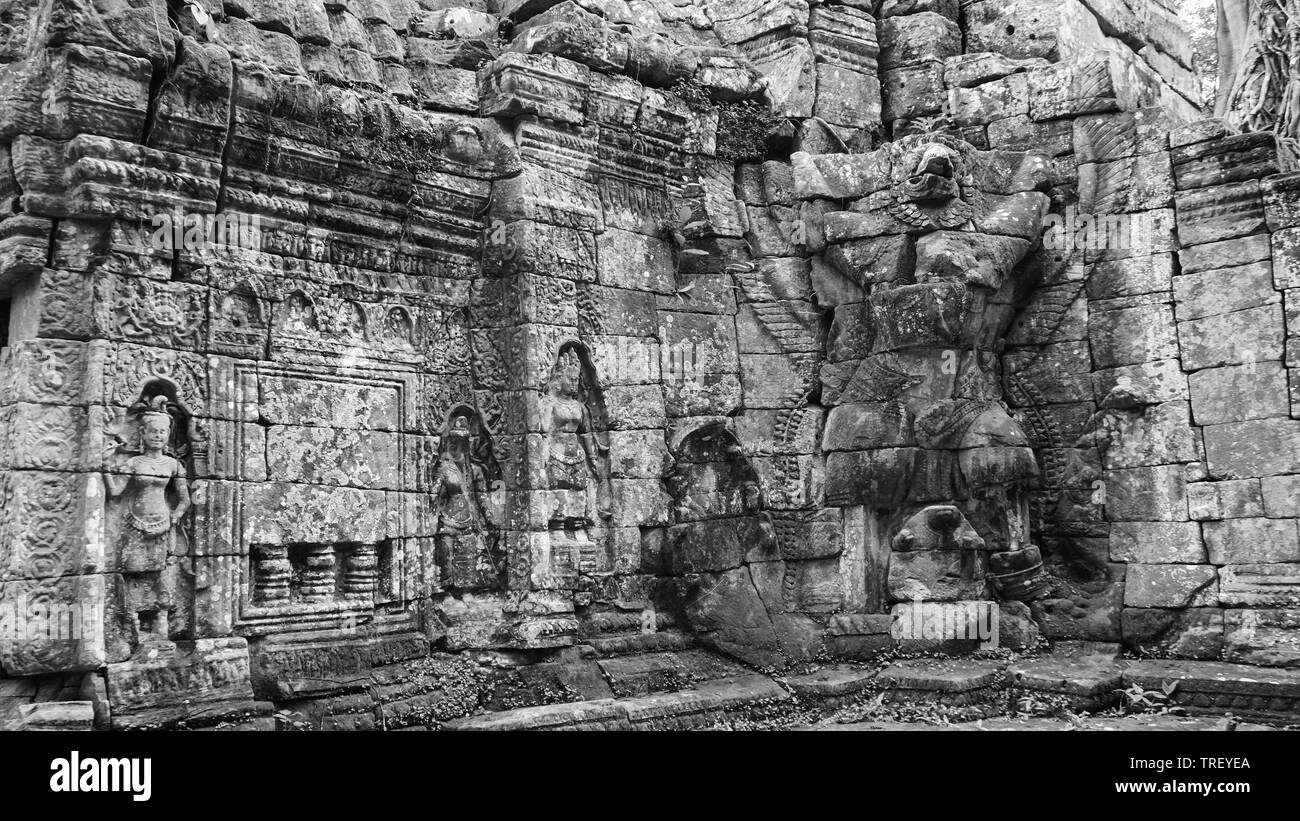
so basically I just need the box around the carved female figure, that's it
[432,411,500,589]
[104,395,191,643]
[540,348,611,519]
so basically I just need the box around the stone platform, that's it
[10,646,1300,730]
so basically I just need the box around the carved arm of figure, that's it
[471,463,494,531]
[170,470,191,527]
[428,462,447,534]
[102,440,131,498]
[577,404,613,517]
[576,404,608,472]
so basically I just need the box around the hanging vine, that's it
[1220,0,1300,163]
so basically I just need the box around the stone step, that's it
[875,659,1006,713]
[112,699,277,731]
[1122,659,1300,722]
[439,674,790,731]
[1008,655,1125,711]
[783,665,878,706]
[585,629,696,657]
[1053,640,1124,661]
[595,649,751,697]
[0,671,103,730]
[12,701,98,730]
[819,715,1279,731]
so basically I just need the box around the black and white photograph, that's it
[0,0,1291,804]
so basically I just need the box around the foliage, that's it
[670,79,780,164]
[1116,680,1185,716]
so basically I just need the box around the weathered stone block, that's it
[878,13,959,71]
[1171,132,1280,191]
[1173,261,1277,321]
[1088,301,1178,367]
[1078,152,1173,213]
[1187,479,1265,521]
[1177,304,1285,370]
[1203,518,1300,565]
[964,0,1061,60]
[880,61,945,121]
[1028,60,1119,121]
[824,448,916,508]
[47,0,179,62]
[1108,521,1204,564]
[479,52,589,124]
[681,566,784,670]
[770,508,843,560]
[1073,108,1171,163]
[1122,608,1224,659]
[0,575,106,674]
[1091,359,1188,404]
[987,114,1072,155]
[1032,541,1125,642]
[814,65,882,132]
[1203,418,1300,479]
[1103,464,1188,521]
[1096,401,1200,470]
[1223,609,1300,667]
[1262,475,1300,518]
[888,551,988,603]
[1219,564,1300,607]
[1188,361,1289,425]
[606,429,670,479]
[1086,254,1173,300]
[1123,564,1218,608]
[1174,180,1266,247]
[1263,172,1300,231]
[1180,233,1272,276]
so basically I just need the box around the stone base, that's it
[785,665,878,708]
[876,659,1005,714]
[824,613,895,660]
[250,632,431,700]
[107,638,260,728]
[440,674,790,731]
[595,649,750,697]
[1123,659,1300,723]
[1007,655,1124,712]
[0,671,103,731]
[112,699,276,731]
[584,630,695,657]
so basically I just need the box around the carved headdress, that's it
[886,128,984,230]
[125,381,192,459]
[549,347,586,400]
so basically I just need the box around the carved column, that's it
[253,546,291,606]
[299,545,337,603]
[343,544,379,602]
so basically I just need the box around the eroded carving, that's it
[432,406,503,591]
[103,383,197,650]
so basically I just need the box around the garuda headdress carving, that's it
[886,119,986,230]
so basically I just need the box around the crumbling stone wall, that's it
[0,0,1295,727]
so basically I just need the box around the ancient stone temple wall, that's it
[0,0,1297,726]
